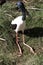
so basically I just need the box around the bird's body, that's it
[11,16,26,33]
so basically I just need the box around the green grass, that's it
[0,1,43,65]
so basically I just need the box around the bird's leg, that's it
[22,32,35,54]
[16,33,22,56]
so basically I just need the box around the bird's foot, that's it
[30,47,36,55]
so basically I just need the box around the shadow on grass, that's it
[24,27,43,37]
[10,27,43,43]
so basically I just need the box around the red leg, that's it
[16,33,22,56]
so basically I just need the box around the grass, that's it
[0,1,43,65]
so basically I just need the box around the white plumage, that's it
[11,16,26,33]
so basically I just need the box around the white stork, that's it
[11,1,35,56]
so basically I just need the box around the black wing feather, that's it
[11,24,17,30]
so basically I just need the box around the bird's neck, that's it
[22,12,26,21]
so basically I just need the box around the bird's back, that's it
[11,16,23,25]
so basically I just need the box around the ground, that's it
[0,0,43,65]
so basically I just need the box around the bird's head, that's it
[15,1,26,12]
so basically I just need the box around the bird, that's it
[0,0,6,6]
[11,1,35,56]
